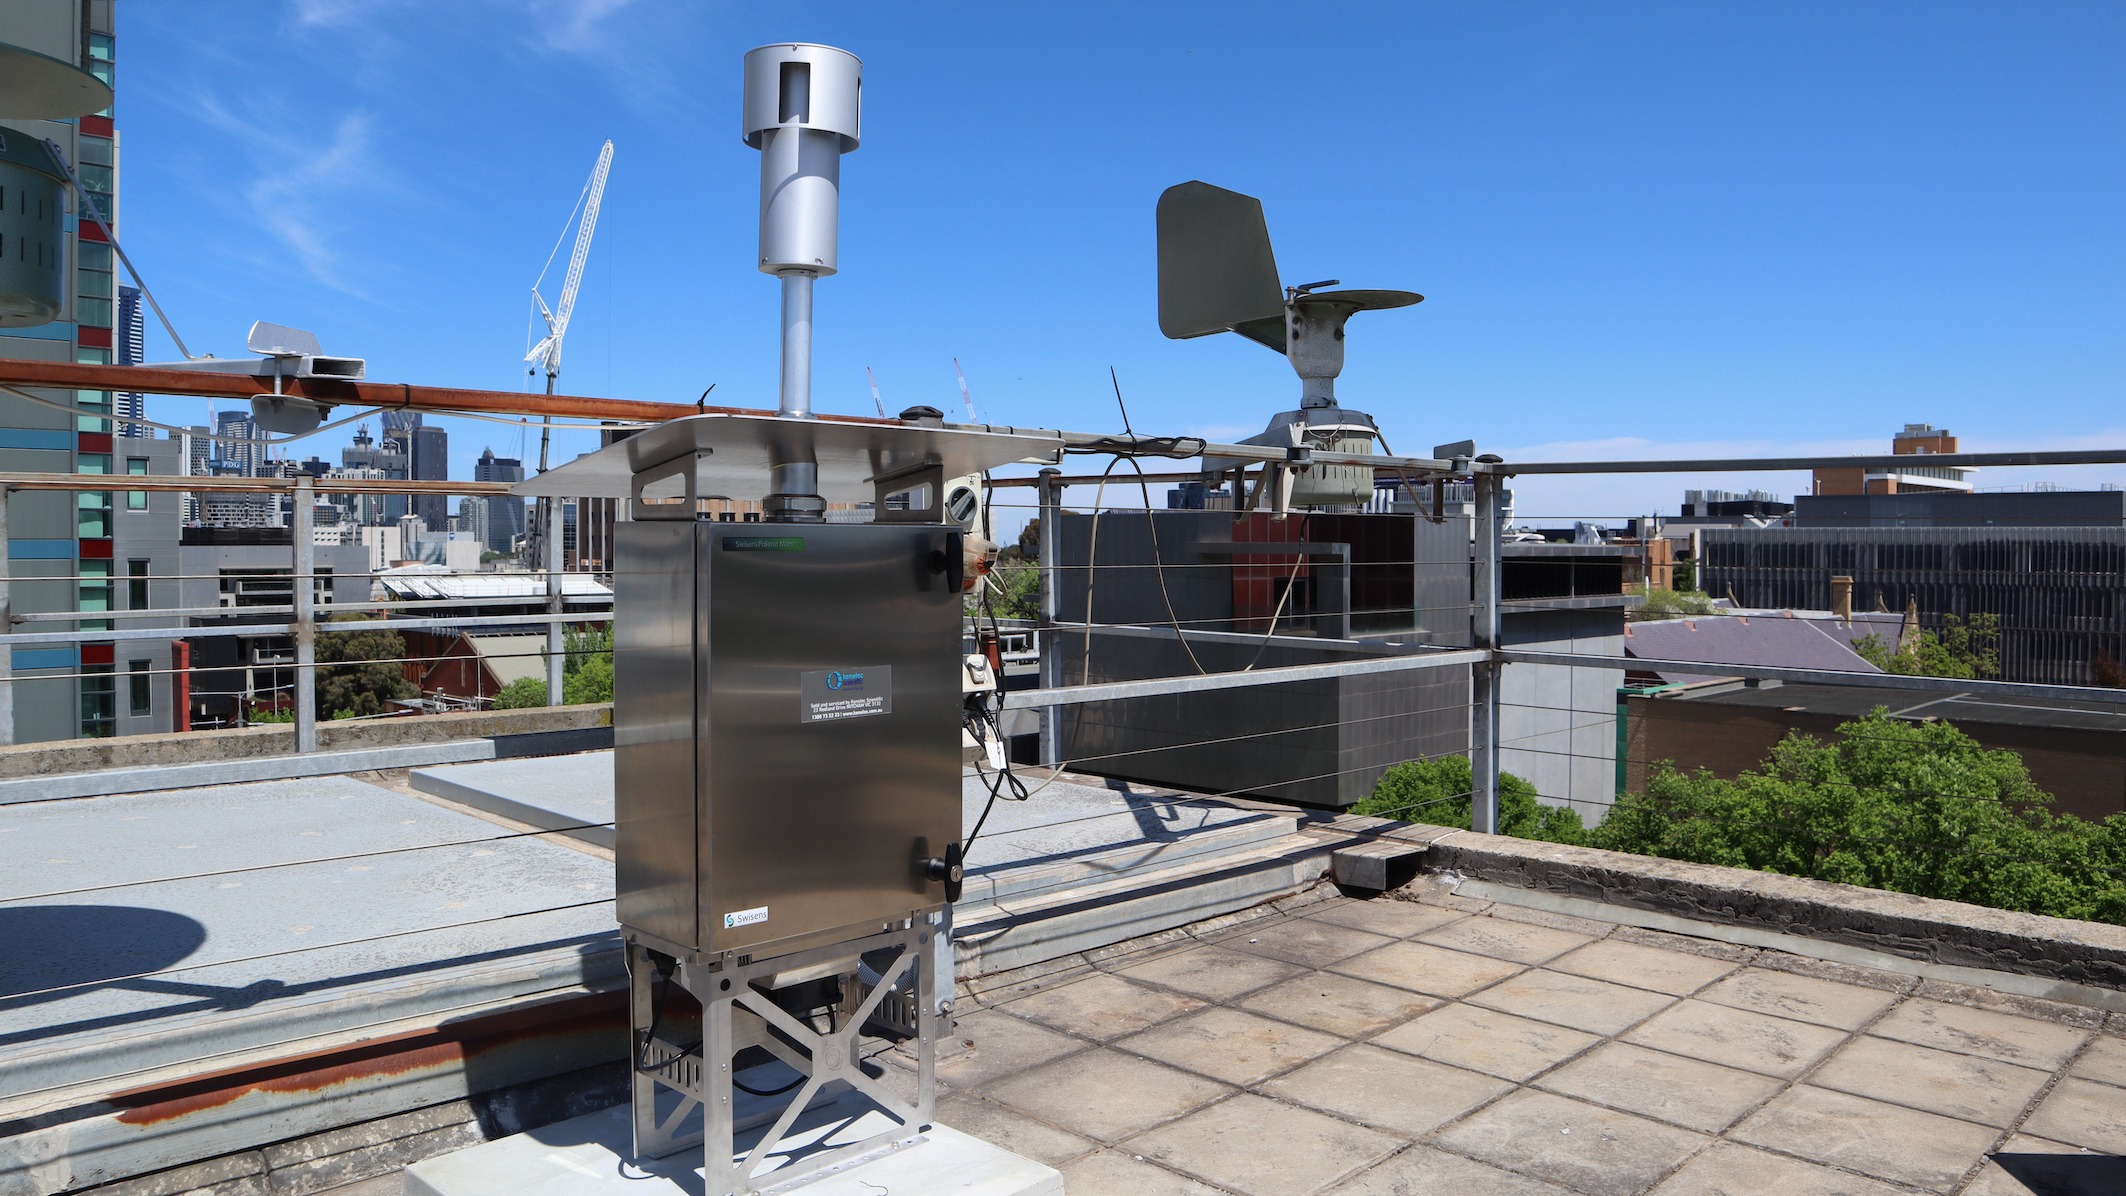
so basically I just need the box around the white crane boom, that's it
[525,139,614,381]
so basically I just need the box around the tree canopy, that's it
[1355,711,2126,926]
[315,619,419,719]
[1593,710,2126,924]
[1853,613,2001,679]
[1353,755,1588,844]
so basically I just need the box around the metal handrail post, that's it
[1471,472,1503,834]
[293,477,318,753]
[1036,467,1062,767]
[545,498,565,705]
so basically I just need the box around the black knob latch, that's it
[923,842,965,903]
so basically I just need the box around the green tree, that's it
[1352,755,1588,845]
[1628,583,1717,621]
[974,558,1040,621]
[1853,613,2001,679]
[315,618,419,719]
[491,677,547,709]
[1594,710,2126,924]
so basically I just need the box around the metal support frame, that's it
[1470,473,1503,835]
[0,486,11,747]
[292,477,317,753]
[1035,468,1062,766]
[629,921,940,1196]
[544,499,565,705]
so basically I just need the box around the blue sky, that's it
[115,1,2126,524]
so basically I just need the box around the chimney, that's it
[1830,575,1854,622]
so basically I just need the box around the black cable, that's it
[733,1072,807,1097]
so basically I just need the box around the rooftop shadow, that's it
[0,904,207,1000]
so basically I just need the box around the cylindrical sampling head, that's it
[744,43,860,277]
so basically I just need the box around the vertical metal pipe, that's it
[546,499,566,705]
[293,477,317,754]
[1036,468,1062,767]
[0,487,12,747]
[778,270,815,419]
[1470,472,1503,834]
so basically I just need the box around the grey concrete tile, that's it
[984,1048,1234,1141]
[1732,1085,2001,1190]
[1429,1089,1709,1196]
[1695,968,1901,1030]
[316,1178,405,1196]
[1116,1006,1344,1087]
[1466,968,1676,1036]
[1262,1043,1510,1138]
[1646,1141,1916,1195]
[1305,897,1469,938]
[1745,951,1914,995]
[1535,1041,1782,1133]
[1962,1133,2126,1196]
[1329,940,1524,998]
[966,958,1098,1005]
[1610,925,1757,963]
[1322,1146,1576,1196]
[1914,979,2110,1030]
[1126,1092,1400,1196]
[1116,944,1306,1003]
[2020,1076,2126,1155]
[1416,915,1595,964]
[1809,1034,2052,1128]
[1482,903,1618,938]
[2068,1032,2126,1088]
[1871,997,2090,1070]
[936,1091,1099,1167]
[936,1007,1090,1089]
[1548,938,1740,996]
[1211,918,1395,969]
[1372,1002,1599,1082]
[999,971,1207,1041]
[1623,1000,1849,1080]
[1058,1149,1230,1195]
[1238,970,1443,1039]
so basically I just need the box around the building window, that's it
[88,32,113,62]
[126,458,147,509]
[81,664,115,737]
[128,559,148,609]
[79,560,112,632]
[129,660,151,716]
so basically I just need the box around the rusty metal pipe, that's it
[0,358,898,427]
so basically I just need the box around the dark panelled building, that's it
[1699,492,2126,686]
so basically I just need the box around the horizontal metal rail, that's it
[0,472,520,495]
[1006,647,1487,708]
[1498,449,2126,475]
[1500,648,2126,707]
[0,610,613,647]
[15,595,616,622]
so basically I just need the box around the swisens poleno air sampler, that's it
[520,44,1058,1194]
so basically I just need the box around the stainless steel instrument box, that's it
[612,520,963,957]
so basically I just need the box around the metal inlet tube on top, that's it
[744,42,861,521]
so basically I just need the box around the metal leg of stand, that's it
[624,923,933,1196]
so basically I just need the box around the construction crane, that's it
[525,138,615,471]
[522,139,613,568]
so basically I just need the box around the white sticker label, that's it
[723,906,769,929]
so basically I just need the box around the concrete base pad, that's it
[403,1100,1062,1196]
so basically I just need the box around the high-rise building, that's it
[1812,423,1975,497]
[115,284,145,437]
[412,423,448,532]
[214,409,260,478]
[342,423,409,524]
[473,448,526,553]
[0,1,126,743]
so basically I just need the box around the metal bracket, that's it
[629,922,939,1196]
[630,450,724,520]
[872,458,946,524]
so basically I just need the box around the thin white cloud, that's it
[186,93,388,301]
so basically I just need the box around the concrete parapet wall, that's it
[0,705,614,780]
[1410,828,2126,992]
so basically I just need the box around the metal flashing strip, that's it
[0,740,499,806]
[1501,647,2126,707]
